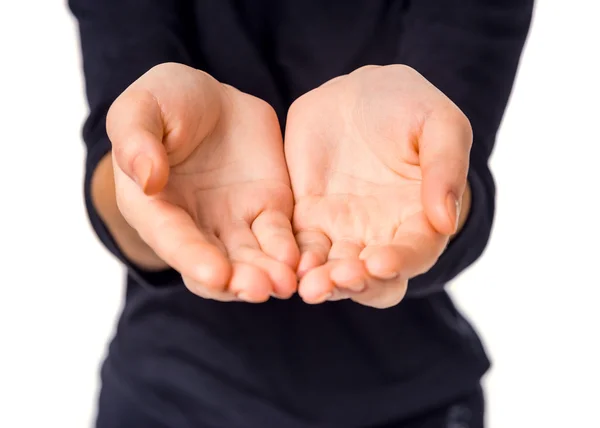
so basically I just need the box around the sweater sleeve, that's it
[401,0,534,297]
[69,0,198,288]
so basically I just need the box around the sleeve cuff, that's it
[83,137,183,290]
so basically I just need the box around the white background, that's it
[1,1,599,427]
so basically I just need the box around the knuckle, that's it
[444,107,473,148]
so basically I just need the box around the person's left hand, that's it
[285,65,472,308]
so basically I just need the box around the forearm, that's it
[70,0,197,277]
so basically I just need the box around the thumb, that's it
[106,88,169,195]
[419,110,472,235]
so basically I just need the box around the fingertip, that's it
[351,278,408,309]
[419,137,467,236]
[297,251,324,277]
[252,210,301,270]
[363,247,401,280]
[264,260,298,299]
[276,241,301,270]
[145,158,170,196]
[445,192,460,234]
[294,230,331,276]
[229,263,272,303]
[193,250,232,291]
[422,188,456,236]
[298,265,334,304]
[108,87,167,192]
[329,260,367,292]
[129,153,169,196]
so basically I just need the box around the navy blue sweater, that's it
[70,1,533,426]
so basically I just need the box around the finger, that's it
[295,230,332,277]
[221,224,294,299]
[254,257,297,299]
[300,258,366,303]
[252,210,300,269]
[131,198,232,292]
[351,277,408,309]
[107,64,223,195]
[182,277,240,302]
[360,214,447,280]
[327,240,367,292]
[328,240,363,260]
[298,263,335,304]
[419,108,472,235]
[229,263,272,303]
[327,288,353,301]
[234,248,297,299]
[107,88,169,195]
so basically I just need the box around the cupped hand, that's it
[285,65,472,308]
[107,63,299,302]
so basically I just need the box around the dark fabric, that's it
[98,362,483,428]
[376,386,484,428]
[69,1,533,427]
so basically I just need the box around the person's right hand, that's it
[105,63,299,302]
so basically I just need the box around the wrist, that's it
[91,152,168,271]
[91,152,120,223]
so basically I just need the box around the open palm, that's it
[285,65,472,308]
[108,64,298,302]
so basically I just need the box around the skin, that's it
[93,63,472,308]
[101,63,299,302]
[286,65,472,308]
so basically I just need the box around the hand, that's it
[285,65,472,308]
[105,63,299,302]
[91,152,168,271]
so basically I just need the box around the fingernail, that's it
[133,155,153,192]
[446,192,460,233]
